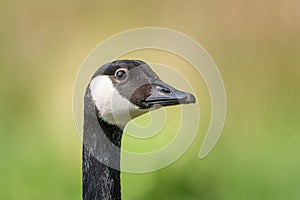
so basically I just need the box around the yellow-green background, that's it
[1,0,299,199]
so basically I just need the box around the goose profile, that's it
[82,60,196,200]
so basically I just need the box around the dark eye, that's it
[115,68,127,80]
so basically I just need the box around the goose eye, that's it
[115,69,127,80]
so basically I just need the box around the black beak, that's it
[142,80,196,108]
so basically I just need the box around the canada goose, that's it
[82,60,196,200]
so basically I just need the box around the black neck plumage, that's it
[82,88,123,200]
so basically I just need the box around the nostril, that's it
[161,88,171,94]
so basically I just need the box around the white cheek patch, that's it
[90,76,140,126]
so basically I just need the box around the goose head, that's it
[89,60,195,127]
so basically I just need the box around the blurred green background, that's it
[1,0,300,199]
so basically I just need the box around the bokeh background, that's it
[1,0,300,199]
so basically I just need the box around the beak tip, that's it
[184,93,196,104]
